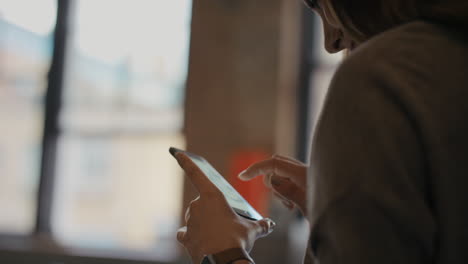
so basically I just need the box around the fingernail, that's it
[238,170,248,180]
[176,226,187,243]
[266,218,276,230]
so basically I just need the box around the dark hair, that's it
[304,0,320,9]
[326,0,468,42]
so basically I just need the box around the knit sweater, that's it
[307,20,468,264]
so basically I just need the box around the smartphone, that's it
[169,147,263,221]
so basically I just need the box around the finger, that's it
[177,226,187,244]
[184,207,190,223]
[272,190,296,210]
[263,172,273,189]
[239,158,276,181]
[272,189,288,201]
[271,175,305,202]
[282,200,295,210]
[185,197,202,223]
[273,155,307,166]
[238,155,306,186]
[174,153,220,195]
[270,155,307,184]
[253,218,276,238]
[271,176,307,214]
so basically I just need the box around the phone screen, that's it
[170,147,262,221]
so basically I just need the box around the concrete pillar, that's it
[183,0,303,263]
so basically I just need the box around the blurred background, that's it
[0,0,341,263]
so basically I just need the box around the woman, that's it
[174,0,468,263]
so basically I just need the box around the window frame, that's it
[0,1,185,263]
[35,0,69,236]
[296,6,317,162]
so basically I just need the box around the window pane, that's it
[306,15,342,140]
[54,134,185,259]
[52,0,192,260]
[312,15,343,66]
[0,0,57,234]
[309,67,336,129]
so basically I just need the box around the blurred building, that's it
[0,1,190,258]
[0,17,50,234]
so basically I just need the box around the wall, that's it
[183,0,303,263]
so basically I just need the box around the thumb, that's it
[253,218,276,238]
[176,226,187,244]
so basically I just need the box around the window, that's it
[308,15,343,130]
[0,0,192,262]
[297,0,344,194]
[297,10,343,160]
[0,0,57,234]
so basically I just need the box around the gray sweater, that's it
[307,21,468,263]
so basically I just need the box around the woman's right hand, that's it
[238,155,308,216]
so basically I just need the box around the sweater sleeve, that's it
[307,49,436,264]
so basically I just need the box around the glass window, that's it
[0,0,57,234]
[308,15,343,130]
[51,0,192,260]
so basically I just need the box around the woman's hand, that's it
[239,155,308,216]
[174,153,275,264]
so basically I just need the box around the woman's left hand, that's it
[174,152,276,264]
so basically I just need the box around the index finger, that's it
[238,155,307,186]
[174,152,221,195]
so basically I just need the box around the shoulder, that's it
[336,23,416,76]
[346,20,449,62]
[336,20,460,82]
[327,21,454,105]
[308,24,435,226]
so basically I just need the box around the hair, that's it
[318,0,468,43]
